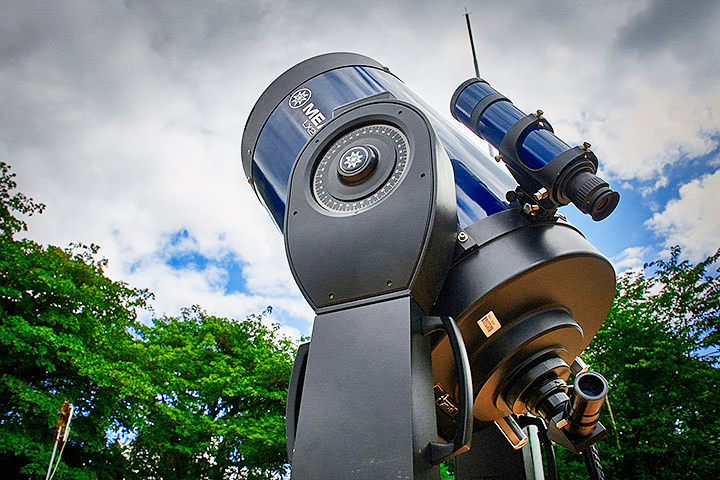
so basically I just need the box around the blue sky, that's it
[3,0,719,339]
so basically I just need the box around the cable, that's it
[543,437,558,480]
[48,404,74,480]
[44,440,59,480]
[583,443,605,480]
[517,415,558,480]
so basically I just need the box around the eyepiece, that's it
[567,371,609,438]
[566,171,620,221]
[577,372,607,397]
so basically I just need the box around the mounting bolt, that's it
[571,356,589,374]
[494,154,503,162]
[458,231,469,243]
[582,141,591,151]
[534,187,549,201]
[536,109,544,117]
[523,203,540,215]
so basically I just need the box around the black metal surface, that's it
[285,99,456,313]
[430,209,615,423]
[455,424,535,480]
[290,296,439,479]
[285,342,309,462]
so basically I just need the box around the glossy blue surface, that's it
[252,66,516,230]
[452,81,571,171]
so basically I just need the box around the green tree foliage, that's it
[557,247,720,479]
[0,163,295,479]
[0,162,154,478]
[128,306,294,479]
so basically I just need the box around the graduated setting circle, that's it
[312,124,410,214]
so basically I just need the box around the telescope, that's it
[241,53,617,479]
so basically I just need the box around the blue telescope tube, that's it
[451,80,569,170]
[243,54,518,231]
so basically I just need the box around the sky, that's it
[2,0,719,339]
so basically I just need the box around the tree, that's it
[0,162,154,478]
[128,306,294,479]
[0,162,295,479]
[557,247,720,479]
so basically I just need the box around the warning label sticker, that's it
[477,311,501,338]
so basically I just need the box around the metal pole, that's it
[464,8,495,158]
[464,7,481,78]
[526,424,545,480]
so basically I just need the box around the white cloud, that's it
[611,246,653,273]
[3,0,720,340]
[127,256,314,334]
[586,82,720,182]
[646,167,720,262]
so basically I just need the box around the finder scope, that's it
[241,53,617,478]
[451,78,619,221]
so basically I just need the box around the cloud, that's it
[614,0,720,68]
[612,246,653,273]
[646,167,720,262]
[2,0,719,339]
[126,255,314,333]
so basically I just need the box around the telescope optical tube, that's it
[450,78,619,221]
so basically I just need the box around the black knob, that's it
[337,145,377,184]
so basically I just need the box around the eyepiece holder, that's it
[538,370,609,454]
[495,351,609,453]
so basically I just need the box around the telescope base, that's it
[290,296,440,479]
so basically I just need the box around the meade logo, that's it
[300,102,326,128]
[288,87,327,136]
[289,88,311,108]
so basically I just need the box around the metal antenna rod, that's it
[464,7,481,78]
[464,8,495,158]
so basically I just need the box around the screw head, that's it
[534,187,549,201]
[523,203,540,214]
[536,109,544,117]
[458,231,469,243]
[494,154,503,162]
